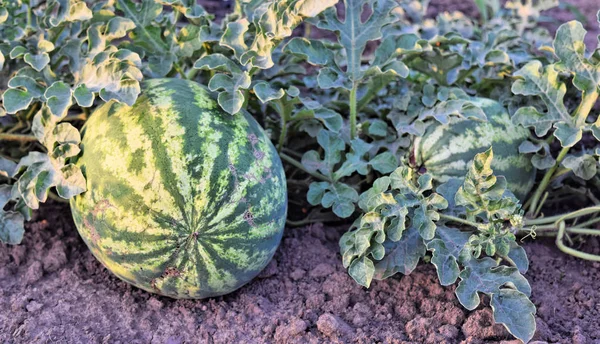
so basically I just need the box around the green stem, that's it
[48,192,69,204]
[278,115,288,152]
[241,89,251,110]
[0,133,38,142]
[550,167,571,181]
[455,66,478,85]
[282,147,303,159]
[349,82,358,139]
[26,0,32,31]
[527,88,599,216]
[63,113,87,122]
[501,255,518,268]
[275,99,290,152]
[279,152,330,182]
[525,205,600,226]
[304,23,312,38]
[439,214,480,228]
[563,228,600,236]
[521,225,600,234]
[174,63,187,80]
[24,103,40,121]
[533,191,548,218]
[50,25,66,45]
[6,122,24,134]
[556,222,600,261]
[234,0,242,15]
[574,215,600,229]
[286,217,340,227]
[187,68,199,80]
[574,90,599,127]
[527,146,569,216]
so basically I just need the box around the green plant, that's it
[2,0,600,342]
[342,149,534,341]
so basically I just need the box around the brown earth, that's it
[1,202,600,343]
[2,1,600,343]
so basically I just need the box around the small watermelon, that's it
[70,79,287,299]
[413,98,535,200]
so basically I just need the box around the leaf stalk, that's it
[279,152,330,182]
[438,213,480,228]
[556,221,600,261]
[349,82,358,139]
[0,133,38,142]
[524,205,600,226]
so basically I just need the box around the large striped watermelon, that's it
[413,98,535,200]
[70,79,287,299]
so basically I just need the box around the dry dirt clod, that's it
[316,313,354,338]
[24,261,43,284]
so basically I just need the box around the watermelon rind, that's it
[413,97,535,200]
[70,78,287,299]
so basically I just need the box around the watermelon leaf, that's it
[418,98,487,124]
[427,226,471,285]
[519,140,557,170]
[315,0,398,84]
[455,148,521,222]
[511,61,570,137]
[44,81,73,118]
[490,289,537,344]
[301,130,345,177]
[307,181,358,218]
[283,38,335,67]
[435,178,465,215]
[194,0,336,114]
[430,149,535,341]
[0,210,24,245]
[303,130,400,216]
[340,148,535,342]
[507,242,529,274]
[12,151,86,210]
[373,226,426,280]
[116,0,176,77]
[2,76,46,114]
[335,139,398,179]
[455,257,532,310]
[340,166,447,285]
[562,154,597,180]
[348,256,375,288]
[253,82,285,103]
[512,19,600,151]
[239,0,338,70]
[554,21,600,92]
[0,158,17,178]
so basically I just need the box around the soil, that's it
[2,1,600,343]
[1,203,600,343]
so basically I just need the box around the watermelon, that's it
[413,98,535,200]
[70,79,287,299]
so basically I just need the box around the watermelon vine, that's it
[1,0,600,342]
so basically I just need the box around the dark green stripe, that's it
[192,240,211,289]
[109,244,175,264]
[136,100,191,229]
[107,229,173,244]
[200,240,249,277]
